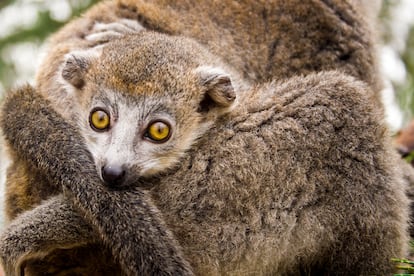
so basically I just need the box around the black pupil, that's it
[97,111,106,123]
[156,123,164,133]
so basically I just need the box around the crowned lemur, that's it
[5,0,386,218]
[2,0,409,275]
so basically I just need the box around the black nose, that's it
[101,165,126,187]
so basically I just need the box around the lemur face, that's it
[59,33,236,188]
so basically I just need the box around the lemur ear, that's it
[61,48,101,89]
[196,66,236,112]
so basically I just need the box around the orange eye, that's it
[146,121,171,142]
[89,108,110,131]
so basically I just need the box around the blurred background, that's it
[0,0,99,96]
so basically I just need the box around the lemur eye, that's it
[145,121,171,142]
[89,108,110,131]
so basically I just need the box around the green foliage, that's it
[392,241,414,275]
[403,151,414,164]
[393,257,414,275]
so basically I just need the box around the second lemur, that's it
[0,32,409,275]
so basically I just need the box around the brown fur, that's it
[1,0,408,275]
[1,81,194,276]
[6,0,383,220]
[0,32,410,275]
[36,0,382,115]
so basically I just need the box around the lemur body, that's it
[0,33,410,275]
[1,0,408,275]
[5,0,383,220]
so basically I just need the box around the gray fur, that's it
[0,51,410,274]
[37,0,383,117]
[0,196,99,275]
[0,0,410,275]
[0,85,193,276]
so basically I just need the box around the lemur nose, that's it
[101,165,126,187]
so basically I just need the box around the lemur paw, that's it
[85,19,144,44]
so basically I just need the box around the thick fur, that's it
[4,0,383,221]
[4,32,245,220]
[0,85,193,276]
[36,0,382,116]
[1,0,409,275]
[147,71,409,274]
[0,196,117,275]
[0,67,409,274]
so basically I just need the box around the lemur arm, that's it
[0,85,193,276]
[0,196,97,275]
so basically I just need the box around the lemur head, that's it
[60,32,240,188]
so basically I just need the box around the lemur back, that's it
[37,0,382,115]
